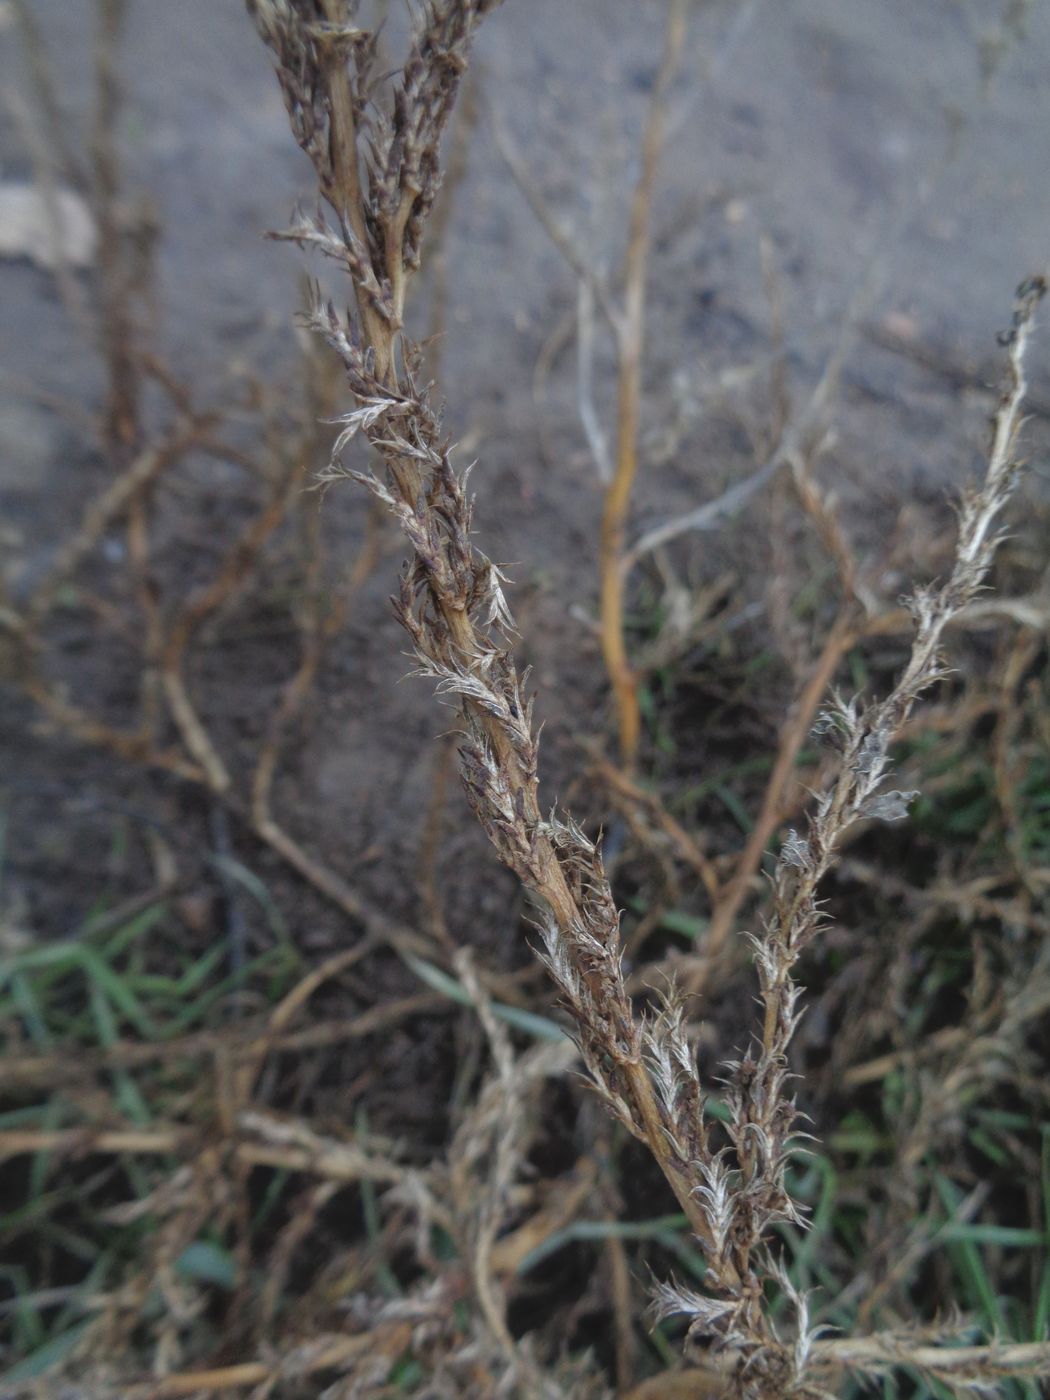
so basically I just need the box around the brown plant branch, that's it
[250,0,722,1264]
[251,4,1047,1391]
[599,0,687,768]
[492,1,686,766]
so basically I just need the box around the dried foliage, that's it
[249,2,1050,1395]
[3,3,1050,1398]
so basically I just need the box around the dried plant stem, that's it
[493,1,685,766]
[448,949,523,1365]
[250,0,720,1258]
[598,0,686,767]
[412,77,480,946]
[0,1128,188,1160]
[5,991,446,1093]
[624,1336,1050,1399]
[122,1328,415,1399]
[710,276,1047,1310]
[0,1114,411,1187]
[20,676,206,784]
[811,1335,1050,1388]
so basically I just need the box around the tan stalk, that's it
[598,0,685,768]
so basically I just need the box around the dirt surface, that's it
[2,0,1049,1095]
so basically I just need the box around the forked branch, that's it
[250,3,1048,1392]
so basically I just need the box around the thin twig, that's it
[599,0,687,767]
